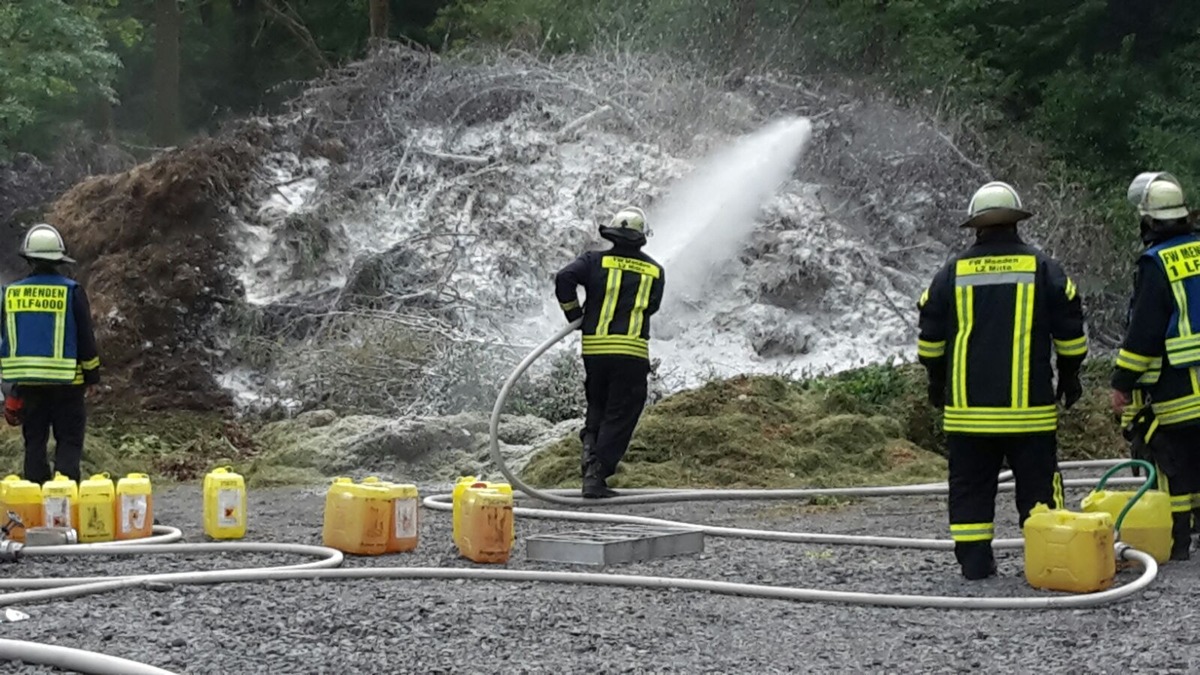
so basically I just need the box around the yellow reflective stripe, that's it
[1052,472,1064,510]
[80,357,100,370]
[943,405,1058,434]
[53,304,65,360]
[3,304,14,357]
[917,340,945,358]
[582,335,649,359]
[918,288,930,308]
[595,269,623,336]
[627,273,653,338]
[950,522,994,542]
[1192,493,1200,508]
[1065,277,1078,302]
[952,286,974,407]
[559,300,580,311]
[602,256,660,279]
[1145,417,1160,444]
[1138,359,1162,385]
[1166,334,1200,349]
[1053,336,1088,357]
[1154,406,1200,426]
[1116,349,1154,372]
[1171,495,1192,513]
[1173,280,1193,335]
[1011,282,1033,408]
[0,368,82,382]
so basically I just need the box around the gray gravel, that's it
[3,482,1199,674]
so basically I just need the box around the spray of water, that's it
[645,117,813,310]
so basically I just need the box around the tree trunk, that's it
[369,0,389,39]
[152,0,182,145]
[231,0,258,111]
[199,0,214,28]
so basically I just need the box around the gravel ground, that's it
[3,481,1199,674]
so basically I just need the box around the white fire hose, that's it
[0,321,1159,673]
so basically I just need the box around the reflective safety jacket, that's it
[554,244,665,360]
[917,233,1088,435]
[0,274,101,386]
[1113,233,1200,427]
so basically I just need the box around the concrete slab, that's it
[525,523,704,566]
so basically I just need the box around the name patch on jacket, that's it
[4,285,68,312]
[954,255,1037,287]
[1158,243,1200,282]
[602,256,661,279]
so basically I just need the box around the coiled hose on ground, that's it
[0,320,1160,673]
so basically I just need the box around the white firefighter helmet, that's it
[1128,172,1189,221]
[609,206,648,235]
[960,181,1033,228]
[20,224,74,263]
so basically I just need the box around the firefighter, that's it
[1111,173,1200,559]
[0,224,101,485]
[555,206,665,499]
[917,181,1087,580]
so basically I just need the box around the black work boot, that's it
[1172,513,1192,561]
[579,431,596,478]
[581,462,617,499]
[955,541,998,581]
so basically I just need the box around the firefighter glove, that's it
[1056,374,1083,410]
[1056,359,1083,410]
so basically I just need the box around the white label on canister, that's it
[44,498,70,528]
[121,494,147,534]
[395,498,417,539]
[217,488,241,527]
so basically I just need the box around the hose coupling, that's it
[1114,542,1134,561]
[0,539,23,562]
[23,527,78,547]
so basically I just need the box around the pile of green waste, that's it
[522,362,1127,490]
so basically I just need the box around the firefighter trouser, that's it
[1144,425,1200,557]
[948,433,1063,573]
[580,355,649,480]
[21,385,87,485]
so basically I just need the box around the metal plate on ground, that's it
[525,524,705,566]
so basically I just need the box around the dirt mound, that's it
[46,125,272,411]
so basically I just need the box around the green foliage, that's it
[0,0,121,153]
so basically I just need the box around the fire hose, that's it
[0,320,1160,673]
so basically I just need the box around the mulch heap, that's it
[45,125,272,411]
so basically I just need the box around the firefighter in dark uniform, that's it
[917,181,1087,580]
[1111,173,1200,559]
[0,224,101,485]
[555,206,664,499]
